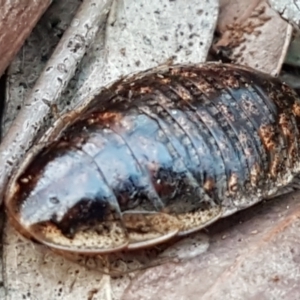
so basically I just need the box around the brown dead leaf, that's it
[0,0,51,77]
[214,0,293,76]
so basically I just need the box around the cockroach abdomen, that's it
[5,62,300,256]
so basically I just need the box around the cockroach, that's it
[4,62,300,263]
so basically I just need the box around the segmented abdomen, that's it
[6,63,300,253]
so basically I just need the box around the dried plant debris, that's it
[214,0,292,75]
[269,0,300,27]
[0,0,51,77]
[2,0,219,299]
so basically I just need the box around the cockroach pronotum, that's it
[4,62,300,270]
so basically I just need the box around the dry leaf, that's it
[214,0,292,76]
[0,0,51,77]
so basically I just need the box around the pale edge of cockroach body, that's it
[5,62,300,255]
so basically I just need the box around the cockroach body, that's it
[4,62,300,256]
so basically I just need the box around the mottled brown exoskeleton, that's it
[4,63,300,271]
